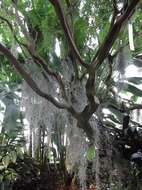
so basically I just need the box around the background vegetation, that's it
[0,0,142,189]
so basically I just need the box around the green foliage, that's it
[127,77,142,85]
[0,55,21,83]
[11,154,40,189]
[74,17,88,52]
[0,132,25,183]
[118,82,142,97]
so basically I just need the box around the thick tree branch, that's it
[13,1,68,100]
[112,30,142,60]
[28,49,68,101]
[0,43,69,110]
[0,15,78,116]
[79,74,99,125]
[65,0,73,23]
[83,0,140,121]
[49,0,89,69]
[109,103,142,112]
[105,54,113,85]
[0,15,68,101]
[91,0,140,67]
[128,104,142,111]
[112,0,119,14]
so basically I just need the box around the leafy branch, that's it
[91,0,140,68]
[49,0,89,69]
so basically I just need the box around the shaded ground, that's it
[9,155,96,190]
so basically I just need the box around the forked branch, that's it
[0,43,69,110]
[0,15,68,101]
[91,0,140,67]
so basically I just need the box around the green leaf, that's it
[4,168,17,181]
[10,151,17,163]
[74,17,87,50]
[0,165,5,170]
[105,114,121,124]
[118,82,142,97]
[86,145,95,161]
[127,77,142,85]
[108,107,123,123]
[133,59,142,67]
[131,95,138,102]
[104,120,116,128]
[2,155,10,168]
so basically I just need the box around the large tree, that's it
[0,0,142,189]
